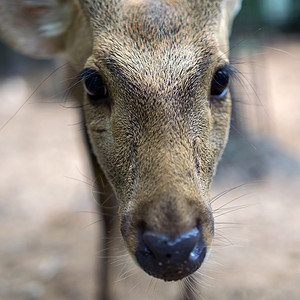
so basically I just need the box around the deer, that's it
[0,0,242,299]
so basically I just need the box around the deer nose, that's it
[135,226,207,281]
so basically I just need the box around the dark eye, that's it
[80,69,109,102]
[210,68,230,98]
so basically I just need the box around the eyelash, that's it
[79,68,109,103]
[210,65,237,99]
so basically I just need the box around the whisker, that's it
[0,63,70,131]
[116,266,138,282]
[213,232,237,247]
[212,192,251,212]
[64,175,95,188]
[214,203,252,219]
[210,181,259,205]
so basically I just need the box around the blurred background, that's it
[0,0,300,299]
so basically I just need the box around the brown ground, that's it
[0,37,299,300]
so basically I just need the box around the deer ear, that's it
[0,0,90,60]
[223,0,242,33]
[217,0,242,53]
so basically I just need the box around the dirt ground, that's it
[0,37,300,300]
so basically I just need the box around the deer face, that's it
[0,0,241,281]
[82,0,232,280]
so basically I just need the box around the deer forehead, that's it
[85,1,224,96]
[124,0,182,40]
[89,44,215,90]
[85,0,222,39]
[84,0,224,75]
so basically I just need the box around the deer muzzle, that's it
[121,192,214,281]
[119,140,214,281]
[135,225,207,281]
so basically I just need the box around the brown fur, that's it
[0,0,242,299]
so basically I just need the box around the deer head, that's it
[0,0,241,281]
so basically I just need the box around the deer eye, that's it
[210,68,230,98]
[80,69,109,102]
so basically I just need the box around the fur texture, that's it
[0,0,242,299]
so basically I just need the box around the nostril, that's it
[135,226,207,281]
[142,228,199,261]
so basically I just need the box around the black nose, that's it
[135,226,207,281]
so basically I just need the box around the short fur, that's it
[0,0,242,299]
